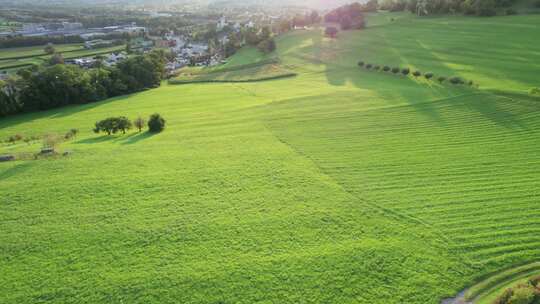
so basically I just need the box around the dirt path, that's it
[441,291,473,304]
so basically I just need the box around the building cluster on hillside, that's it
[64,52,128,68]
[216,16,255,31]
[0,22,146,39]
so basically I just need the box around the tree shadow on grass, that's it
[0,162,33,181]
[119,131,157,145]
[74,135,115,144]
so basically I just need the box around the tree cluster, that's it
[0,50,166,117]
[93,116,133,135]
[358,60,475,86]
[380,0,516,16]
[93,113,165,135]
[0,35,84,49]
[222,26,276,57]
[0,32,132,49]
[325,2,369,30]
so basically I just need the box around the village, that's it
[2,7,295,71]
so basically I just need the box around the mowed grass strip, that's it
[170,62,296,84]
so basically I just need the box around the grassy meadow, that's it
[1,12,540,303]
[170,60,296,83]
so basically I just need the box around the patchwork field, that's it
[1,12,539,304]
[0,43,125,71]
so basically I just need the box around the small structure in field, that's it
[0,155,14,162]
[40,147,55,155]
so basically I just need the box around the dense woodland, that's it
[379,0,521,16]
[0,50,166,117]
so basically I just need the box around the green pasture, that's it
[1,12,540,304]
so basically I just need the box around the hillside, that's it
[1,12,540,304]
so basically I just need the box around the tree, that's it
[49,53,64,65]
[310,11,321,23]
[364,0,379,11]
[134,116,146,132]
[260,26,272,41]
[257,39,276,54]
[278,19,292,34]
[148,113,165,133]
[93,117,131,135]
[474,0,497,15]
[117,116,132,134]
[94,118,117,135]
[340,15,353,30]
[44,44,56,55]
[325,27,338,38]
[0,78,22,117]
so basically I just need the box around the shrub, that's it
[413,71,422,77]
[438,76,446,83]
[383,66,391,72]
[64,129,79,140]
[425,72,434,79]
[468,80,474,86]
[373,65,381,71]
[401,68,410,75]
[8,134,23,143]
[507,286,535,304]
[148,113,166,133]
[529,87,540,96]
[365,63,373,69]
[134,116,146,132]
[391,67,400,74]
[450,76,465,84]
[358,61,365,67]
[325,26,338,38]
[493,288,514,304]
[529,275,540,287]
[42,133,62,149]
[44,44,55,55]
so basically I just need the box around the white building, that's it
[62,22,83,31]
[217,16,227,30]
[104,52,127,66]
[22,23,45,33]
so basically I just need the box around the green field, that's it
[0,44,125,71]
[1,13,540,304]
